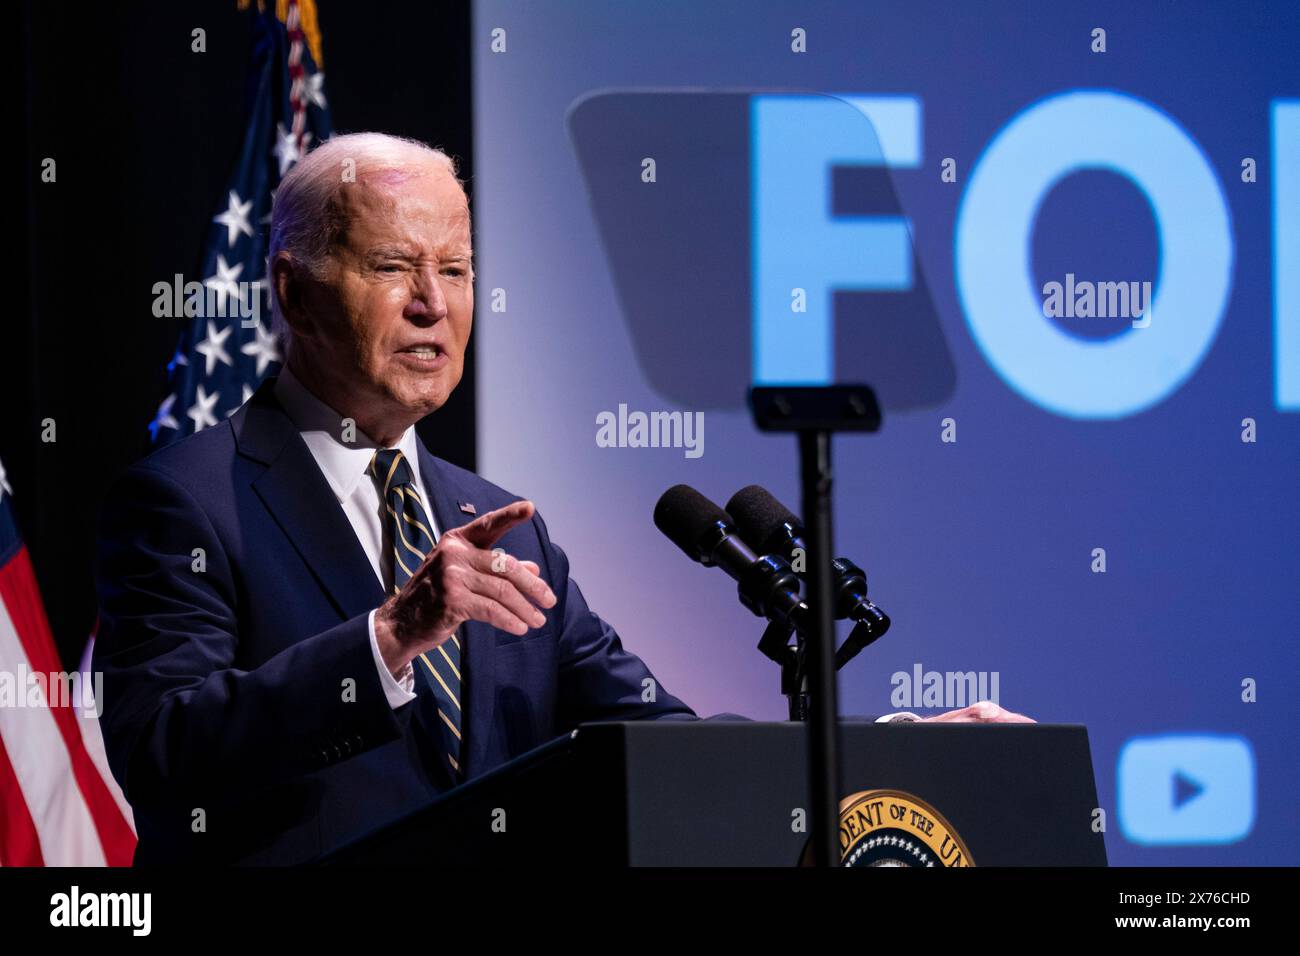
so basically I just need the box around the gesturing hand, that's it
[373,500,557,674]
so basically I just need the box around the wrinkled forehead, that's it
[331,167,471,253]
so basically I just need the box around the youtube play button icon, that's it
[1118,734,1255,845]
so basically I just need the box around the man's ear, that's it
[271,252,312,339]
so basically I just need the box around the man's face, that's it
[294,166,474,427]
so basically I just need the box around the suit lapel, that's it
[417,444,497,781]
[234,380,495,783]
[233,379,384,622]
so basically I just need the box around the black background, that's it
[5,1,475,666]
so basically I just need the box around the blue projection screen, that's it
[472,0,1299,865]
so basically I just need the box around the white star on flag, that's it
[225,384,256,418]
[274,123,312,176]
[213,190,254,247]
[195,320,234,376]
[0,459,12,499]
[203,254,246,315]
[240,321,282,376]
[302,72,328,110]
[187,384,221,432]
[148,394,180,441]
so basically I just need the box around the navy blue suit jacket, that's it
[94,378,696,864]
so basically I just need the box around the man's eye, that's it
[377,263,403,274]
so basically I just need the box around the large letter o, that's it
[955,90,1233,419]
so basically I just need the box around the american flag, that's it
[0,1,333,867]
[149,0,331,446]
[0,462,136,865]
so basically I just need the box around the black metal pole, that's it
[800,428,842,867]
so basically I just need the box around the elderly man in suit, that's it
[94,132,1028,865]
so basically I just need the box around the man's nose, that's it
[407,266,449,320]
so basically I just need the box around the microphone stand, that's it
[749,384,883,869]
[757,611,887,721]
[756,619,807,720]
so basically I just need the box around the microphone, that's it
[653,484,810,634]
[726,485,890,665]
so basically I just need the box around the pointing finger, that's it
[457,500,535,549]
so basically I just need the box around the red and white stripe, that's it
[0,546,136,866]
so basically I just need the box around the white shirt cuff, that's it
[876,711,922,723]
[369,609,417,708]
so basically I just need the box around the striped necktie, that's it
[370,448,463,781]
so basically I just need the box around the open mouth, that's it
[396,344,449,368]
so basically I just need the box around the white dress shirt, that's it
[274,367,420,709]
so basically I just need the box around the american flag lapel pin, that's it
[458,501,477,516]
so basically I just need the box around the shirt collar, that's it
[273,365,423,503]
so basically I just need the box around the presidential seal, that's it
[803,789,975,867]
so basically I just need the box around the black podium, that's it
[321,721,1107,866]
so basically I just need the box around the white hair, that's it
[267,131,464,347]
